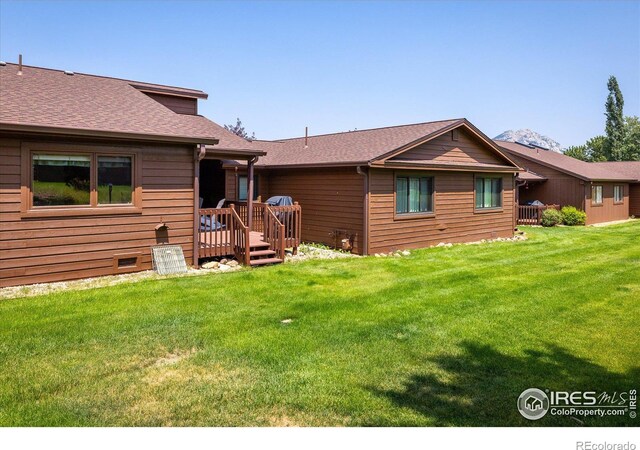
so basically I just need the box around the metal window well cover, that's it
[151,245,188,275]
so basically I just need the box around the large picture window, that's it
[32,154,91,206]
[238,175,259,201]
[28,149,136,213]
[396,176,434,215]
[475,176,502,209]
[592,185,603,205]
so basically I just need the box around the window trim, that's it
[20,142,142,218]
[591,185,604,206]
[393,171,436,220]
[613,184,624,205]
[473,174,504,213]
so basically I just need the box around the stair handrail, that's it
[229,204,251,265]
[264,206,286,260]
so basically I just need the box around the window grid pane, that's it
[396,177,408,214]
[396,176,433,214]
[476,176,502,209]
[98,156,132,205]
[32,154,91,206]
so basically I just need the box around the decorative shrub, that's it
[561,206,587,226]
[541,208,563,227]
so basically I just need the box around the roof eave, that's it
[382,160,519,173]
[0,122,220,145]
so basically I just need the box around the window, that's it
[614,185,624,204]
[32,154,91,206]
[98,156,133,204]
[26,148,138,215]
[396,176,434,215]
[451,129,459,141]
[592,185,603,205]
[475,176,502,209]
[238,175,259,201]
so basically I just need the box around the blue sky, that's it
[1,0,638,147]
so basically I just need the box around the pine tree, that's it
[603,76,625,161]
[224,118,255,141]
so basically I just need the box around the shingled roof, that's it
[247,119,518,169]
[495,140,635,182]
[0,62,260,155]
[590,161,640,182]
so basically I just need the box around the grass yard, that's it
[0,223,638,426]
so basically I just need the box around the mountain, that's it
[493,129,562,153]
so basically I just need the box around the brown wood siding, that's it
[509,154,586,209]
[629,184,640,217]
[368,169,515,254]
[391,128,507,165]
[0,137,195,288]
[144,93,197,115]
[584,182,629,225]
[262,167,365,254]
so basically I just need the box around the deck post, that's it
[247,158,255,231]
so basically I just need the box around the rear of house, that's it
[496,141,634,225]
[0,63,263,288]
[224,120,521,255]
[591,161,640,217]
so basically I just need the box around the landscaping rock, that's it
[220,258,228,264]
[227,260,239,267]
[202,261,219,269]
[401,250,410,256]
[218,264,231,272]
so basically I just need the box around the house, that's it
[223,120,522,255]
[590,161,640,217]
[1,61,522,288]
[0,62,283,288]
[495,140,636,225]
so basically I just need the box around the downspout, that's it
[193,144,207,267]
[356,166,369,255]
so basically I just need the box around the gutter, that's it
[0,122,221,146]
[356,166,369,256]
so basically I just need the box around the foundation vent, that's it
[151,245,188,275]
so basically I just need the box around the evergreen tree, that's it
[620,116,640,161]
[604,76,625,161]
[224,118,256,141]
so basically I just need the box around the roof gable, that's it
[385,123,517,168]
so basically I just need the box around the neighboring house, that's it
[496,140,635,225]
[591,162,640,217]
[223,120,522,255]
[0,62,266,288]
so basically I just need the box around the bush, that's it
[541,208,563,227]
[561,206,587,226]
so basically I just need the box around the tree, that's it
[563,145,589,161]
[603,76,625,161]
[224,118,255,141]
[620,116,640,161]
[563,136,606,162]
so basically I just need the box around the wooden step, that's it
[249,242,270,250]
[249,249,277,258]
[249,257,283,266]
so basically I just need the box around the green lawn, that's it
[1,223,638,426]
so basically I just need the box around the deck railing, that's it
[517,204,560,225]
[269,203,302,249]
[235,201,266,233]
[198,208,233,258]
